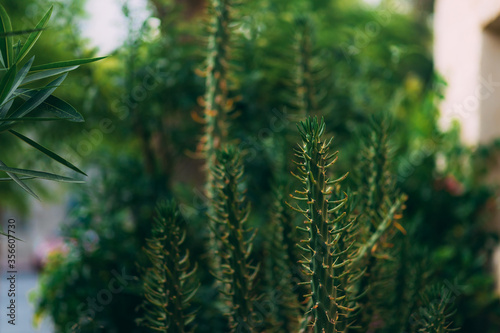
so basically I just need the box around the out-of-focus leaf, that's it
[0,117,72,122]
[0,28,44,38]
[22,65,78,85]
[30,57,107,72]
[0,64,16,108]
[17,90,84,122]
[9,129,87,176]
[2,57,34,105]
[0,176,34,181]
[15,7,52,63]
[0,160,39,200]
[0,164,83,183]
[0,4,13,68]
[0,73,67,131]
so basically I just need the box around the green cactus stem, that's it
[201,0,233,183]
[137,201,198,333]
[289,116,357,333]
[210,145,258,332]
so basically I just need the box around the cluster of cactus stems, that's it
[137,201,198,333]
[351,118,408,329]
[135,4,461,332]
[209,146,259,332]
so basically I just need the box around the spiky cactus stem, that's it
[137,201,198,333]
[202,0,232,184]
[199,0,235,276]
[210,146,258,332]
[289,117,357,333]
[350,118,407,330]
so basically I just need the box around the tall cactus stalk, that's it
[137,201,198,333]
[197,0,235,279]
[351,117,407,330]
[201,0,233,188]
[289,117,357,333]
[210,146,258,332]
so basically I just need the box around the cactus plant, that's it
[137,201,198,333]
[199,0,234,182]
[209,145,259,332]
[351,117,408,330]
[414,285,459,333]
[289,116,357,333]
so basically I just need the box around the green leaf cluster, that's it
[0,5,103,199]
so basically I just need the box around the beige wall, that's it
[435,0,500,144]
[435,0,500,292]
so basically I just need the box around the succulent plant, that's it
[289,116,357,333]
[137,201,198,333]
[210,145,259,332]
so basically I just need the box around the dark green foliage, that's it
[413,285,459,333]
[210,145,259,332]
[352,117,408,330]
[32,175,145,333]
[294,16,317,118]
[264,186,301,332]
[0,4,103,201]
[137,201,198,333]
[201,0,233,176]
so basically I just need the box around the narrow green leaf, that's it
[0,164,84,183]
[0,117,72,122]
[9,129,87,176]
[0,73,68,131]
[22,65,78,85]
[0,160,39,200]
[0,64,16,107]
[16,6,52,63]
[0,4,13,68]
[0,28,44,38]
[30,56,107,72]
[0,228,23,240]
[16,90,83,122]
[0,176,34,181]
[0,98,13,118]
[2,56,34,104]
